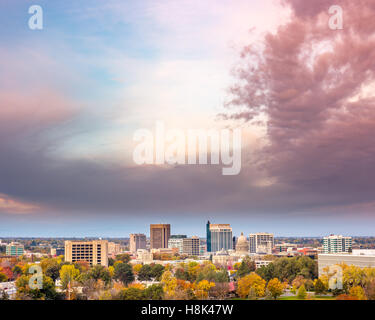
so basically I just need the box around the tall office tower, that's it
[249,233,274,254]
[150,224,171,249]
[209,224,233,252]
[182,236,200,256]
[168,235,187,254]
[65,240,108,267]
[206,220,211,252]
[129,233,147,253]
[6,242,24,257]
[323,235,352,253]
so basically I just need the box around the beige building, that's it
[212,248,240,266]
[65,240,108,267]
[129,233,147,253]
[182,236,200,256]
[150,224,170,249]
[108,242,122,255]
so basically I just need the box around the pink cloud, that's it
[225,0,375,210]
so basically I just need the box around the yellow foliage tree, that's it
[237,272,266,298]
[194,280,215,299]
[161,271,177,297]
[59,265,81,289]
[267,278,284,299]
[132,264,143,274]
[349,286,367,300]
[108,266,115,278]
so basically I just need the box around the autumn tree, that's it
[237,272,266,298]
[194,280,215,299]
[349,286,367,300]
[267,278,284,300]
[161,271,177,298]
[115,254,131,264]
[60,265,81,290]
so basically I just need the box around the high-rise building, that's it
[323,235,352,253]
[206,221,211,252]
[182,236,200,256]
[168,235,187,254]
[209,224,233,252]
[65,240,108,267]
[129,234,147,253]
[6,242,24,257]
[150,224,171,249]
[249,233,274,254]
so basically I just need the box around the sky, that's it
[0,0,375,237]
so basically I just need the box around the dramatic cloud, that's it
[225,0,375,211]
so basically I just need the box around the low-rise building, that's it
[6,242,24,257]
[318,253,375,277]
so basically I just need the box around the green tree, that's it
[0,273,7,282]
[237,257,256,278]
[87,265,111,285]
[314,278,326,294]
[45,264,60,282]
[297,284,307,299]
[12,265,22,278]
[115,254,131,263]
[144,284,164,300]
[16,275,58,300]
[114,263,134,285]
[119,287,145,300]
[150,264,165,281]
[138,264,153,281]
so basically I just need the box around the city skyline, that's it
[1,0,375,237]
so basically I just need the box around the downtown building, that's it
[6,242,24,257]
[249,233,274,254]
[129,233,147,253]
[182,236,200,256]
[65,240,109,267]
[150,224,171,249]
[168,235,187,254]
[323,234,352,253]
[206,221,233,252]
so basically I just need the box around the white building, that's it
[255,260,273,269]
[249,233,274,254]
[323,235,352,254]
[318,253,375,277]
[168,237,185,254]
